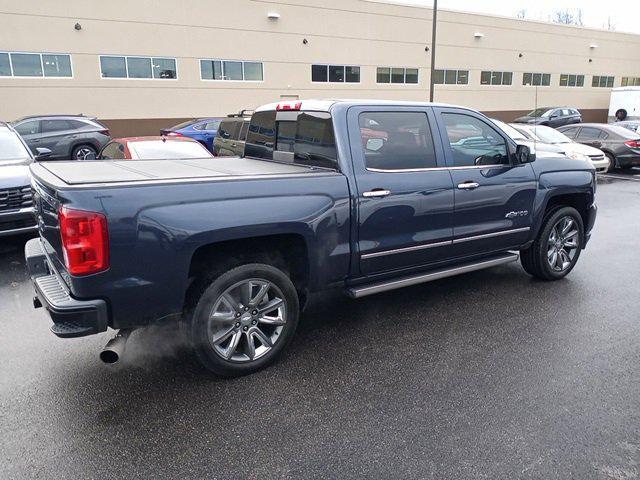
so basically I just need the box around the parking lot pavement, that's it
[1,171,639,480]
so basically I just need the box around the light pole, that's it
[429,0,438,102]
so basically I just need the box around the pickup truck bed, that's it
[36,157,318,186]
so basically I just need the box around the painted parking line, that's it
[599,174,640,182]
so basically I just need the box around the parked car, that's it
[608,86,640,122]
[558,123,640,171]
[513,107,582,128]
[160,118,225,153]
[509,123,609,173]
[213,113,252,157]
[26,100,597,376]
[614,120,640,134]
[491,119,565,155]
[10,115,111,160]
[96,136,213,160]
[0,122,51,237]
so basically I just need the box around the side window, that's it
[577,127,601,140]
[204,121,220,131]
[561,127,579,139]
[218,121,240,140]
[14,120,40,136]
[293,112,337,169]
[239,121,249,140]
[358,111,437,170]
[561,109,571,116]
[41,120,73,133]
[442,113,509,167]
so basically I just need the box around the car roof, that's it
[255,98,463,113]
[14,114,95,122]
[114,136,198,143]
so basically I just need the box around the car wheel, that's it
[520,206,584,281]
[71,145,97,160]
[604,152,616,173]
[188,263,299,377]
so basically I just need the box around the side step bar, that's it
[347,252,519,299]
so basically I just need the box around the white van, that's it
[609,87,640,122]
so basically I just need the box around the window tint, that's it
[293,112,337,169]
[358,112,437,170]
[245,111,276,159]
[276,121,297,152]
[218,121,242,140]
[329,65,345,82]
[10,53,42,76]
[100,142,125,160]
[41,119,75,133]
[442,113,509,167]
[312,64,328,82]
[377,67,418,84]
[523,72,551,86]
[14,120,40,136]
[577,127,602,140]
[481,71,512,85]
[312,64,359,83]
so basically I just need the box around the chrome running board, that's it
[347,252,519,298]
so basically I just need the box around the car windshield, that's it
[492,119,527,140]
[0,129,32,165]
[128,140,212,159]
[526,108,552,118]
[528,126,572,144]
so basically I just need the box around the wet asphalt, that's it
[1,172,639,479]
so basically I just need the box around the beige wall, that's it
[1,0,639,131]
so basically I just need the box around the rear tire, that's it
[71,144,97,160]
[520,206,584,281]
[187,263,299,377]
[605,152,616,173]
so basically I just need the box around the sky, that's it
[387,0,640,35]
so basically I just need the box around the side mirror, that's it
[83,153,97,160]
[515,144,535,164]
[35,147,52,160]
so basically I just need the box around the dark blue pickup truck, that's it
[26,100,597,376]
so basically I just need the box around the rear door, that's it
[434,107,537,258]
[575,126,605,149]
[13,120,41,153]
[347,106,456,275]
[39,119,77,158]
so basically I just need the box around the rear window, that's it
[608,125,640,139]
[128,140,211,159]
[245,110,337,169]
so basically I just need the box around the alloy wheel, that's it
[75,147,95,160]
[208,279,287,362]
[547,216,580,272]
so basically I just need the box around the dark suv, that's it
[513,107,582,128]
[11,115,111,160]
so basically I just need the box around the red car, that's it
[97,136,213,160]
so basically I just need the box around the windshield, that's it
[0,129,32,165]
[129,140,212,159]
[528,126,572,143]
[492,119,527,140]
[526,108,552,118]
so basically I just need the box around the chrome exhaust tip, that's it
[99,329,132,364]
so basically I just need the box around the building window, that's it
[100,56,177,79]
[200,59,262,81]
[523,72,551,86]
[0,52,72,77]
[480,71,512,85]
[592,75,615,88]
[311,64,360,83]
[559,74,585,87]
[621,77,640,87]
[376,67,419,84]
[433,69,468,85]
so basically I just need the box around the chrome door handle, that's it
[363,189,391,198]
[457,182,480,190]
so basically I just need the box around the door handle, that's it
[363,189,391,198]
[457,182,480,190]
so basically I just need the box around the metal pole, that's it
[429,0,438,102]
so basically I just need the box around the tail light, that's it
[624,139,640,148]
[59,207,109,276]
[276,102,302,111]
[166,131,183,137]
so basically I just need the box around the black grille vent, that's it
[0,186,33,212]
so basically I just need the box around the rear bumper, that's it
[0,207,37,237]
[617,153,640,167]
[25,238,108,338]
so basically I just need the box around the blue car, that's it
[160,118,224,152]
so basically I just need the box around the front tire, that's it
[520,206,584,281]
[188,263,299,377]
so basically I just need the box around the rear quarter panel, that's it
[52,173,351,329]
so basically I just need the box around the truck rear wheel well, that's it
[187,234,310,306]
[544,193,590,231]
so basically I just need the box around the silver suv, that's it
[11,115,111,160]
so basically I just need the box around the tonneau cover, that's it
[38,157,316,185]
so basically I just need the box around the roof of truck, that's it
[255,99,458,112]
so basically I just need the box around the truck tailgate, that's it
[37,157,315,185]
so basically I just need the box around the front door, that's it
[434,108,537,258]
[348,107,455,276]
